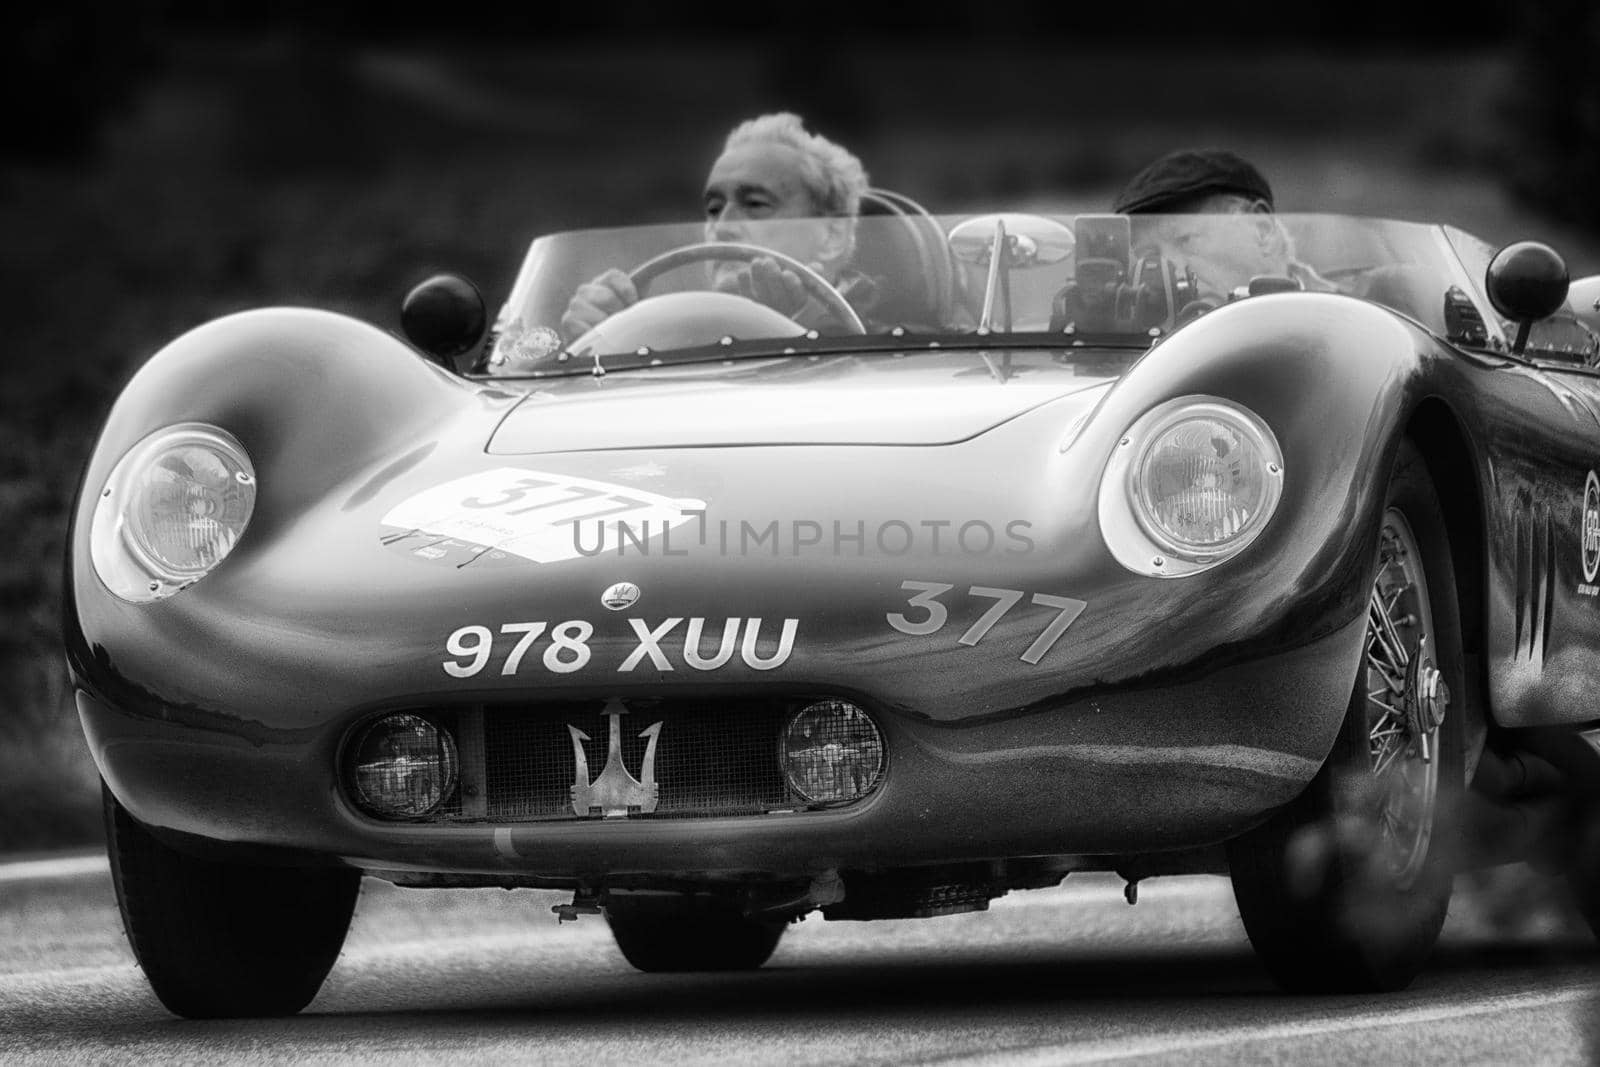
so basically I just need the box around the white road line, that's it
[0,854,1223,904]
[934,984,1600,1066]
[0,854,107,884]
[0,964,134,991]
[0,854,1226,928]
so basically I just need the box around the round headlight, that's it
[350,714,459,818]
[1099,397,1283,577]
[779,700,884,805]
[90,424,256,602]
[1131,403,1281,556]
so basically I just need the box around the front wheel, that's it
[104,783,360,1018]
[1227,441,1466,992]
[607,907,784,972]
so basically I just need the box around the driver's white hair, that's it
[722,112,870,217]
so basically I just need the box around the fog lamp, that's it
[351,714,459,817]
[779,700,884,804]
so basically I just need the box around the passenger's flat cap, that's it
[1112,149,1274,214]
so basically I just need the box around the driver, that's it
[1112,149,1334,300]
[560,112,875,339]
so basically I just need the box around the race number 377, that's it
[380,468,705,565]
[887,580,1086,664]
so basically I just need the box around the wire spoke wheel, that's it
[1226,441,1464,993]
[1359,510,1445,889]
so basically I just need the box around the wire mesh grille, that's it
[476,700,796,821]
[347,699,885,823]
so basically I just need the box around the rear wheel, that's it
[1227,442,1466,992]
[607,906,784,972]
[104,783,360,1018]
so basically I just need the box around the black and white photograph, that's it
[3,3,1598,1063]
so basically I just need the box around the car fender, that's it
[1070,293,1454,687]
[75,308,501,518]
[64,309,514,699]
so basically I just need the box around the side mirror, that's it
[401,274,486,366]
[1485,242,1568,354]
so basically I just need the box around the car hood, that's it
[487,355,1121,453]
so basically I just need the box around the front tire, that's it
[104,783,360,1018]
[607,907,784,972]
[1227,441,1466,992]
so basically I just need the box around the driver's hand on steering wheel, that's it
[561,269,640,340]
[710,256,810,318]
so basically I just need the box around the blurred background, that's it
[3,2,1599,853]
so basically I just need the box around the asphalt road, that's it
[1,856,1595,1065]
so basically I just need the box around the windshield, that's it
[482,213,1501,376]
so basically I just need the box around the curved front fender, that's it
[65,309,517,694]
[1061,293,1444,692]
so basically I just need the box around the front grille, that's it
[482,701,791,820]
[367,698,846,823]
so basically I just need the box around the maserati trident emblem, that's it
[601,581,641,611]
[569,698,662,817]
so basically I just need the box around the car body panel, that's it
[1478,362,1600,728]
[63,219,1600,884]
[487,361,1113,451]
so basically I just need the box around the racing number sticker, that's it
[887,580,1086,664]
[382,468,705,565]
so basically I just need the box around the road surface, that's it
[1,856,1595,1064]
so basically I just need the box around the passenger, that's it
[1113,147,1277,217]
[1112,148,1335,297]
[561,112,877,339]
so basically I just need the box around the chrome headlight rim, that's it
[1099,395,1284,578]
[88,422,257,603]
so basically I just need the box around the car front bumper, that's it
[81,612,1362,882]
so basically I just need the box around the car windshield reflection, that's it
[479,213,1521,376]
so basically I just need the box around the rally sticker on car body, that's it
[1579,470,1600,596]
[441,616,799,677]
[887,580,1087,664]
[380,468,705,566]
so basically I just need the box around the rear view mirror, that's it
[401,274,487,367]
[1485,242,1569,354]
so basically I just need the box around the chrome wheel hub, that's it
[1407,655,1450,738]
[1361,510,1446,889]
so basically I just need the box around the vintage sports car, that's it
[67,197,1600,1018]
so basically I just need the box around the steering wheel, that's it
[627,242,867,336]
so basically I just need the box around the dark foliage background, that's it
[2,5,1598,852]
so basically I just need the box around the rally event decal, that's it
[381,468,705,567]
[1581,469,1600,596]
